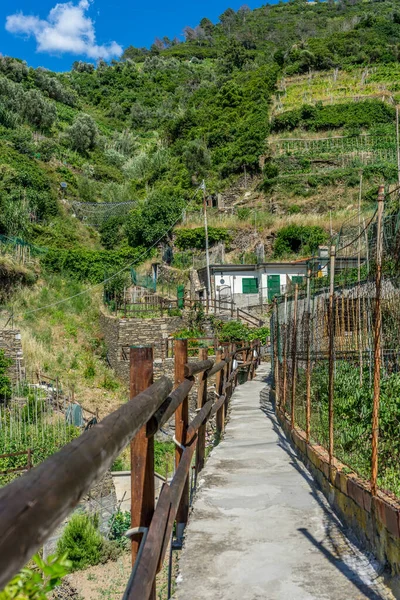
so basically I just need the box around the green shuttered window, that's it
[242,278,259,294]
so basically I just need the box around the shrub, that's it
[56,513,105,571]
[274,225,327,258]
[68,114,98,154]
[0,553,71,599]
[125,187,185,248]
[108,511,131,548]
[0,350,12,402]
[237,207,251,221]
[271,100,395,133]
[175,227,231,250]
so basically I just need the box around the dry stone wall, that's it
[0,329,24,383]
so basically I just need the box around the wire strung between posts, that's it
[16,186,203,319]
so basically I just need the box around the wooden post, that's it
[306,269,312,443]
[290,285,299,430]
[224,344,231,414]
[130,344,155,594]
[174,339,189,538]
[282,294,288,414]
[27,448,32,471]
[215,349,224,436]
[371,185,384,497]
[196,347,208,474]
[328,246,336,471]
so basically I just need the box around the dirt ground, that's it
[62,548,180,599]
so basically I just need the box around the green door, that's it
[177,284,185,309]
[267,275,281,301]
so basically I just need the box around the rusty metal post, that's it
[371,185,384,497]
[290,285,299,430]
[273,300,280,408]
[130,345,155,584]
[174,339,189,539]
[306,269,312,443]
[328,246,336,471]
[196,347,208,474]
[215,348,224,436]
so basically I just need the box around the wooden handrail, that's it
[0,376,172,589]
[0,338,262,595]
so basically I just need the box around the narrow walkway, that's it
[175,364,393,600]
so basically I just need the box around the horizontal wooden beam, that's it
[184,359,214,378]
[0,376,173,590]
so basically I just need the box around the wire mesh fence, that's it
[272,184,400,500]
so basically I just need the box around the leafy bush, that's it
[108,511,131,548]
[274,225,327,258]
[175,227,231,250]
[41,247,143,283]
[215,321,269,344]
[0,553,71,600]
[271,100,395,133]
[68,114,98,154]
[56,513,109,571]
[0,350,12,401]
[125,187,185,248]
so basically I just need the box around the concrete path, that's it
[175,364,393,600]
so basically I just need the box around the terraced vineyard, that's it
[271,65,400,117]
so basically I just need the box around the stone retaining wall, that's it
[100,311,185,379]
[269,388,400,593]
[0,329,24,383]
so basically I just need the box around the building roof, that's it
[198,260,310,274]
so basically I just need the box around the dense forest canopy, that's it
[1,0,400,266]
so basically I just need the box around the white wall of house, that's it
[213,265,307,308]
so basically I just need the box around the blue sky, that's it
[1,0,263,72]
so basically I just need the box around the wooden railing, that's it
[0,339,261,596]
[109,295,264,328]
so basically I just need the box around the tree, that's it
[125,187,185,248]
[23,89,57,131]
[219,40,249,73]
[183,139,211,176]
[72,61,95,73]
[68,114,98,154]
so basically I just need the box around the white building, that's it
[197,260,309,308]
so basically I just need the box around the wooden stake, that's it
[290,285,299,430]
[215,348,224,435]
[328,246,336,471]
[371,185,384,497]
[196,347,208,474]
[306,270,312,443]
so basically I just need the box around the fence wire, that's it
[272,190,400,499]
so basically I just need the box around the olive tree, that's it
[68,113,98,154]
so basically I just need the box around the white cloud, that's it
[5,0,123,61]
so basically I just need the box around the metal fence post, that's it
[130,345,155,587]
[371,185,384,497]
[174,339,189,540]
[291,285,299,430]
[196,347,208,474]
[328,246,336,473]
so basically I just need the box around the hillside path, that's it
[174,364,393,600]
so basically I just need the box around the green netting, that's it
[130,268,156,292]
[0,234,47,256]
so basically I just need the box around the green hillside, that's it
[2,0,400,278]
